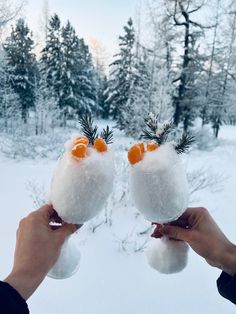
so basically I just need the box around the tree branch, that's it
[189,1,206,14]
[173,0,188,26]
[172,76,181,83]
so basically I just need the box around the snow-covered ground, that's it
[0,124,236,314]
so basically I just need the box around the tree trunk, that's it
[174,10,190,127]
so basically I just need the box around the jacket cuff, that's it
[217,271,236,305]
[0,281,29,313]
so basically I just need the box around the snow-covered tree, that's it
[148,64,174,121]
[89,38,109,118]
[145,0,176,73]
[108,18,136,129]
[200,0,222,126]
[60,21,80,123]
[123,53,150,137]
[40,14,62,108]
[209,0,236,137]
[98,75,110,119]
[3,18,38,123]
[0,48,21,132]
[41,15,97,122]
[75,38,98,115]
[0,0,25,32]
[34,68,59,135]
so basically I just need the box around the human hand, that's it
[4,204,78,300]
[152,207,236,276]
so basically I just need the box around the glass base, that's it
[47,238,81,279]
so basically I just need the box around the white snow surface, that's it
[146,237,189,274]
[0,123,236,314]
[50,142,115,224]
[130,143,189,223]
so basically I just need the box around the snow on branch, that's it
[187,167,225,196]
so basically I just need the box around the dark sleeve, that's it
[0,281,29,314]
[217,271,236,305]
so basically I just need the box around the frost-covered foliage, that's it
[0,131,68,160]
[0,49,22,132]
[193,125,217,151]
[40,14,98,125]
[3,18,38,124]
[148,66,174,121]
[108,18,136,127]
[107,17,174,138]
[187,167,224,196]
[122,55,150,138]
[0,0,25,29]
[26,180,46,208]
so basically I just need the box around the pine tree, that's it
[0,49,21,133]
[3,18,38,123]
[40,14,62,109]
[60,21,80,123]
[89,38,108,118]
[75,38,97,115]
[40,15,97,121]
[98,75,110,119]
[35,66,59,135]
[108,18,136,129]
[123,54,150,137]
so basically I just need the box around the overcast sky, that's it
[23,0,140,56]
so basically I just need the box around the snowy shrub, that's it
[192,125,217,151]
[26,180,47,208]
[187,167,225,202]
[0,131,70,160]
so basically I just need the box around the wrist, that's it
[220,243,236,276]
[4,268,46,300]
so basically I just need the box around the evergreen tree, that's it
[75,38,97,115]
[40,14,62,109]
[108,18,136,129]
[60,21,80,123]
[98,75,110,119]
[40,15,97,121]
[123,54,150,137]
[0,49,21,132]
[35,65,59,134]
[3,18,38,123]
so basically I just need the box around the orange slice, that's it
[74,136,89,146]
[94,138,108,152]
[128,144,143,165]
[72,143,87,158]
[147,142,158,152]
[138,143,145,154]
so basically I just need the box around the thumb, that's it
[160,225,190,241]
[55,223,78,241]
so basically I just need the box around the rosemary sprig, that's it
[101,126,114,144]
[78,115,98,145]
[142,114,173,145]
[174,132,195,154]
